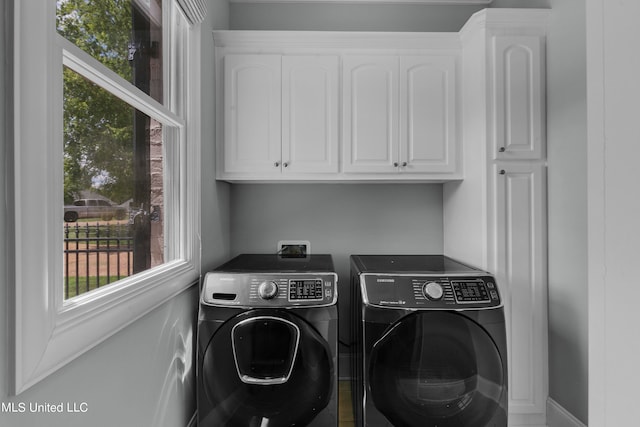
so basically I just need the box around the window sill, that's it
[14,261,199,395]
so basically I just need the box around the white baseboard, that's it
[547,398,587,427]
[186,412,197,427]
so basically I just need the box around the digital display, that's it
[289,279,323,301]
[452,280,490,303]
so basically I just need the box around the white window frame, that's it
[11,0,201,394]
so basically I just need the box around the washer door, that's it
[369,312,505,427]
[201,309,333,427]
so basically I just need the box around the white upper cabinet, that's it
[342,56,399,173]
[400,55,458,173]
[214,31,462,182]
[220,53,339,179]
[342,54,458,175]
[282,55,339,174]
[492,35,545,160]
[223,54,282,175]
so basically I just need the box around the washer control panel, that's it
[202,272,337,307]
[360,274,501,309]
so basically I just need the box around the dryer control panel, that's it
[202,272,338,308]
[360,274,501,310]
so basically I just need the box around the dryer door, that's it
[200,309,333,427]
[369,311,505,427]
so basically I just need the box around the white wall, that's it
[0,1,231,426]
[546,0,588,424]
[587,0,640,425]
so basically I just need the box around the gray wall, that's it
[0,2,230,426]
[0,290,198,427]
[490,0,549,8]
[230,0,551,31]
[230,184,444,357]
[201,1,232,274]
[230,3,483,31]
[546,0,588,423]
[230,185,444,273]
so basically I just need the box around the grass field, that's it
[64,276,125,299]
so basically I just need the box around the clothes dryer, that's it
[350,255,507,427]
[197,254,338,427]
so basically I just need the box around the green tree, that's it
[57,0,135,205]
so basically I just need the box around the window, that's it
[12,0,202,394]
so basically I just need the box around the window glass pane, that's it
[56,0,163,104]
[63,66,169,299]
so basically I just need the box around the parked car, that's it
[63,199,127,222]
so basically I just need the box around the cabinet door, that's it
[282,56,339,174]
[492,36,545,160]
[400,56,458,173]
[342,56,399,173]
[493,162,547,425]
[223,54,282,174]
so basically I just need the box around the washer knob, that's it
[423,282,444,301]
[258,281,279,300]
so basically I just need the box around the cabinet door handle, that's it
[274,161,280,167]
[401,162,408,167]
[393,162,399,167]
[499,169,506,175]
[499,147,506,153]
[283,162,289,168]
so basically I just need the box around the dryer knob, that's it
[423,282,444,301]
[258,281,279,300]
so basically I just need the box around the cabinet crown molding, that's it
[213,30,461,51]
[460,8,550,41]
[214,9,549,51]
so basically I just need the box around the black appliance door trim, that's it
[231,315,301,385]
[368,311,505,427]
[201,309,334,427]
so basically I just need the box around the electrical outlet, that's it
[277,240,310,258]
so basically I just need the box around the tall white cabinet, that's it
[443,10,550,427]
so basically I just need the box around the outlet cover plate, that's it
[277,240,311,257]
